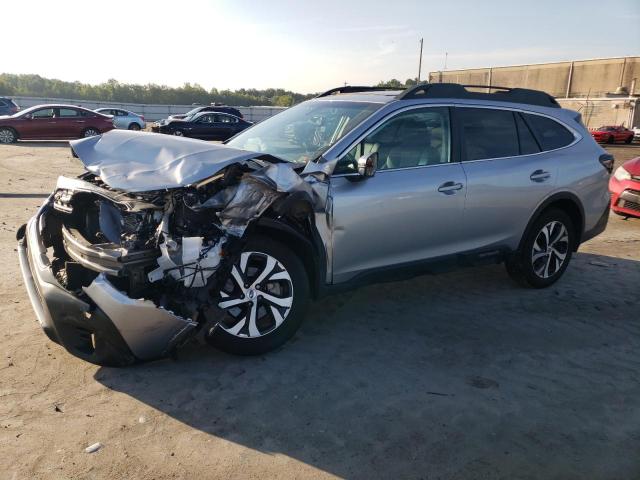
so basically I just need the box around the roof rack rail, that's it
[397,83,560,108]
[316,86,392,98]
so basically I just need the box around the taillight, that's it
[140,115,145,122]
[599,153,614,173]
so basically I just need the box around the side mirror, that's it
[23,114,32,120]
[357,151,377,178]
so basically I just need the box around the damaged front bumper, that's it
[17,203,197,366]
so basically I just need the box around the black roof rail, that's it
[397,83,560,108]
[315,86,393,98]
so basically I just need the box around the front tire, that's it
[0,127,17,144]
[172,130,184,137]
[506,209,575,288]
[625,136,632,144]
[206,235,309,355]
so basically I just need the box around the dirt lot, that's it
[0,141,639,480]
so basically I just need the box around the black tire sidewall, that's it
[512,209,575,288]
[128,123,141,130]
[207,235,309,355]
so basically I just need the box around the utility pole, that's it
[444,52,448,71]
[417,38,424,82]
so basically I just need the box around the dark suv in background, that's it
[0,97,19,116]
[168,105,243,120]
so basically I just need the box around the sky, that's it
[4,0,639,93]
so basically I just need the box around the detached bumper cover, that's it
[17,205,196,366]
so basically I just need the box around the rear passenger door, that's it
[57,108,85,137]
[456,107,572,253]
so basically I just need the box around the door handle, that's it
[437,181,464,194]
[530,169,551,182]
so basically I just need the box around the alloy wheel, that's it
[0,128,15,143]
[84,128,99,137]
[531,221,570,278]
[173,130,184,136]
[217,251,293,338]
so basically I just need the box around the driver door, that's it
[23,107,59,139]
[329,106,468,284]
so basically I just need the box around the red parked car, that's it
[609,156,640,218]
[0,104,115,144]
[590,125,634,144]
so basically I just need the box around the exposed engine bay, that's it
[20,130,329,365]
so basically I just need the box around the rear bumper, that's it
[17,204,196,366]
[581,201,610,244]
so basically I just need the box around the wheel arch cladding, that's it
[522,193,585,251]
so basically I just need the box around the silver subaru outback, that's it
[17,83,612,366]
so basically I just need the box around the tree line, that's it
[0,74,314,107]
[0,73,425,107]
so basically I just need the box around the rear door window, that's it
[59,108,80,117]
[458,108,519,161]
[522,114,575,151]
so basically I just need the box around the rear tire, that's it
[506,209,575,288]
[206,235,309,355]
[0,127,17,144]
[128,123,141,131]
[82,127,100,138]
[624,136,632,144]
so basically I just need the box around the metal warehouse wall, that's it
[10,96,287,123]
[428,56,640,98]
[428,56,640,127]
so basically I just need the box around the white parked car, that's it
[95,108,146,130]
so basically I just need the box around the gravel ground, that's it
[0,141,639,480]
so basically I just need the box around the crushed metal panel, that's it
[83,274,197,360]
[217,177,282,236]
[70,130,260,192]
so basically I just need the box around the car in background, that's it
[632,126,640,141]
[0,104,114,143]
[590,125,634,144]
[95,108,145,130]
[169,105,243,121]
[609,156,640,218]
[0,97,20,116]
[151,111,251,140]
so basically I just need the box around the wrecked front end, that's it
[17,131,328,366]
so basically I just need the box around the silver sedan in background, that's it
[94,108,146,130]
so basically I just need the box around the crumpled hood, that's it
[70,130,260,192]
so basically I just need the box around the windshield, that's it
[226,100,384,163]
[183,107,202,117]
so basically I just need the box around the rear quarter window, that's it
[523,114,575,151]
